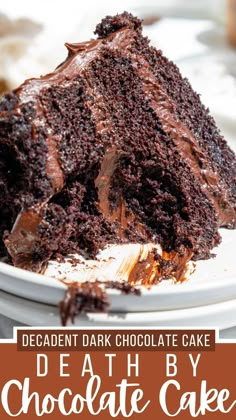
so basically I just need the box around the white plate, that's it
[0,229,236,312]
[0,290,236,330]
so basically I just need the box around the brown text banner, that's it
[0,329,236,419]
[17,329,215,352]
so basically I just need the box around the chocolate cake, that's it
[0,12,236,284]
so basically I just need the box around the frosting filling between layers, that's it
[4,205,47,271]
[63,27,236,228]
[95,146,151,240]
[129,54,235,227]
[4,20,235,277]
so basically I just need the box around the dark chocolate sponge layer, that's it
[0,12,235,274]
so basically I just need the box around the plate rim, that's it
[1,258,236,297]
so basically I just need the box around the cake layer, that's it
[0,12,235,280]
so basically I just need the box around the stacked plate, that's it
[0,229,236,335]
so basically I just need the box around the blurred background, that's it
[0,0,236,132]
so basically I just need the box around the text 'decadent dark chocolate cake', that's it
[0,12,236,296]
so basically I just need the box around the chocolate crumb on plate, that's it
[60,282,110,326]
[59,280,141,326]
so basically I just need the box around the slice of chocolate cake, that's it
[0,12,235,282]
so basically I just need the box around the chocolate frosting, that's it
[62,25,235,228]
[4,13,235,275]
[4,206,47,272]
[130,55,235,227]
[95,146,150,240]
[14,24,235,229]
[46,133,64,191]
